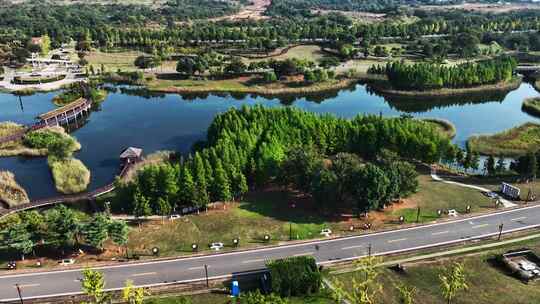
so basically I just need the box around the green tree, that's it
[157,197,172,223]
[84,213,110,251]
[239,291,288,304]
[439,263,468,304]
[332,257,383,304]
[396,283,416,304]
[263,71,278,83]
[193,153,210,207]
[484,155,496,176]
[213,161,232,202]
[132,188,152,227]
[108,220,129,249]
[81,268,108,304]
[122,280,147,304]
[45,205,79,250]
[178,165,196,206]
[5,222,34,260]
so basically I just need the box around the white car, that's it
[169,214,181,221]
[320,229,332,237]
[448,209,459,217]
[58,258,75,266]
[209,242,224,251]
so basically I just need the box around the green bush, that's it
[23,129,78,158]
[267,256,322,297]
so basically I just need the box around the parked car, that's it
[6,261,16,270]
[209,242,224,251]
[482,191,499,199]
[320,228,333,237]
[58,258,75,266]
[169,214,181,221]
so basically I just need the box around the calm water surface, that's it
[1,83,539,199]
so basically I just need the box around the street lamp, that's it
[264,235,271,243]
[191,243,198,252]
[289,202,296,240]
[498,223,504,241]
[233,238,239,248]
[15,284,23,304]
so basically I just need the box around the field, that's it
[331,236,540,304]
[86,51,145,72]
[467,122,540,156]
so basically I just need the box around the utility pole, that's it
[15,284,23,304]
[416,207,421,223]
[204,264,209,288]
[498,223,504,241]
[368,243,372,257]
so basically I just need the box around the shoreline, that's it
[421,118,457,139]
[365,77,522,100]
[522,97,540,118]
[467,122,540,156]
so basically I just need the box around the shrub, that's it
[49,157,91,194]
[267,256,322,297]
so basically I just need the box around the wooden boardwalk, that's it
[0,162,135,218]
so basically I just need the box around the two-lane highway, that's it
[2,205,540,301]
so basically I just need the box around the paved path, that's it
[2,204,540,301]
[431,172,517,208]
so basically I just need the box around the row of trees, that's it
[280,150,418,213]
[0,205,129,260]
[369,57,517,90]
[119,106,454,216]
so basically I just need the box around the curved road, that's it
[2,204,540,301]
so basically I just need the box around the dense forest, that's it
[368,56,517,90]
[115,106,454,217]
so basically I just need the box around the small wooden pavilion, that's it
[120,147,143,165]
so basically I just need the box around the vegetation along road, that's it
[2,203,540,301]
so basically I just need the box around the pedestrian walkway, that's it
[431,171,517,208]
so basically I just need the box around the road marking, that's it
[293,252,314,257]
[512,217,527,221]
[15,284,40,288]
[242,259,265,264]
[188,266,206,270]
[388,238,407,243]
[432,231,449,235]
[472,224,489,229]
[341,245,364,250]
[131,272,157,277]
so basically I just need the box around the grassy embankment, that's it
[0,171,30,208]
[467,122,540,156]
[331,236,540,304]
[367,76,522,99]
[48,158,91,194]
[119,171,492,257]
[522,97,540,118]
[422,118,457,139]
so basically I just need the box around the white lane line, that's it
[131,272,157,277]
[242,259,266,264]
[387,238,407,243]
[432,231,449,235]
[341,245,364,250]
[188,266,206,271]
[511,217,527,221]
[293,252,314,257]
[15,284,40,288]
[472,224,489,229]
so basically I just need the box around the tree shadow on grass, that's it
[238,186,344,225]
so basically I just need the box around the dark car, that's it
[7,261,16,270]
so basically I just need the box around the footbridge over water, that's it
[38,97,92,127]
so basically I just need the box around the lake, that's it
[1,82,539,199]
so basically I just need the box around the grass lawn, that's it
[269,45,327,62]
[86,50,145,72]
[467,122,540,156]
[331,237,540,304]
[126,188,340,256]
[392,174,494,223]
